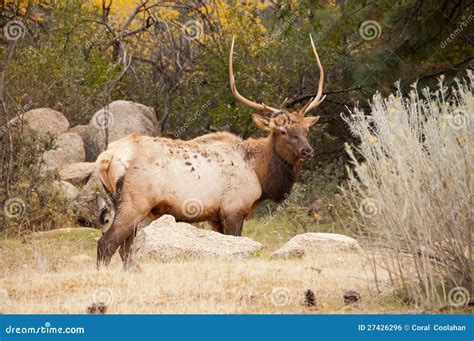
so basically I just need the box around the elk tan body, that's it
[97,133,262,228]
[96,35,326,268]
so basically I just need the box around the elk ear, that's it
[304,115,320,128]
[252,113,271,131]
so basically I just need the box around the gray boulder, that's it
[59,162,96,185]
[84,100,160,161]
[134,215,263,260]
[19,108,69,136]
[272,233,360,259]
[52,180,79,201]
[75,171,108,228]
[69,124,88,141]
[42,132,85,171]
[78,171,104,205]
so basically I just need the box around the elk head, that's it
[96,193,114,235]
[229,35,325,164]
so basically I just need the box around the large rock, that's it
[19,108,70,136]
[69,124,88,141]
[84,100,160,161]
[134,215,263,260]
[42,132,85,171]
[52,180,79,201]
[59,162,95,185]
[78,171,105,206]
[75,172,108,228]
[272,233,360,259]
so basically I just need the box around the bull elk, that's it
[96,35,326,268]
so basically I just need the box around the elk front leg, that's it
[222,214,245,236]
[97,202,148,269]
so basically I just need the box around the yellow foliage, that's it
[198,0,268,51]
[85,0,179,22]
[30,12,45,22]
[158,7,180,21]
[83,0,270,55]
[85,0,144,24]
[4,0,51,17]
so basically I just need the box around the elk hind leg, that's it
[119,233,140,272]
[97,202,148,269]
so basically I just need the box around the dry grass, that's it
[0,227,418,314]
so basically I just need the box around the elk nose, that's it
[300,147,314,159]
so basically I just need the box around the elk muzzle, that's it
[299,146,314,159]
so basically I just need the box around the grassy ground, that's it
[1,216,457,314]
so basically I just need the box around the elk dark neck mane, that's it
[243,134,302,203]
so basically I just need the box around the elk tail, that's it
[96,150,118,194]
[96,138,134,196]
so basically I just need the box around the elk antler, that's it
[300,34,326,116]
[229,36,278,113]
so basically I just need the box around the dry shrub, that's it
[342,71,473,310]
[0,128,75,235]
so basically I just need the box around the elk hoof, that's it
[122,261,142,273]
